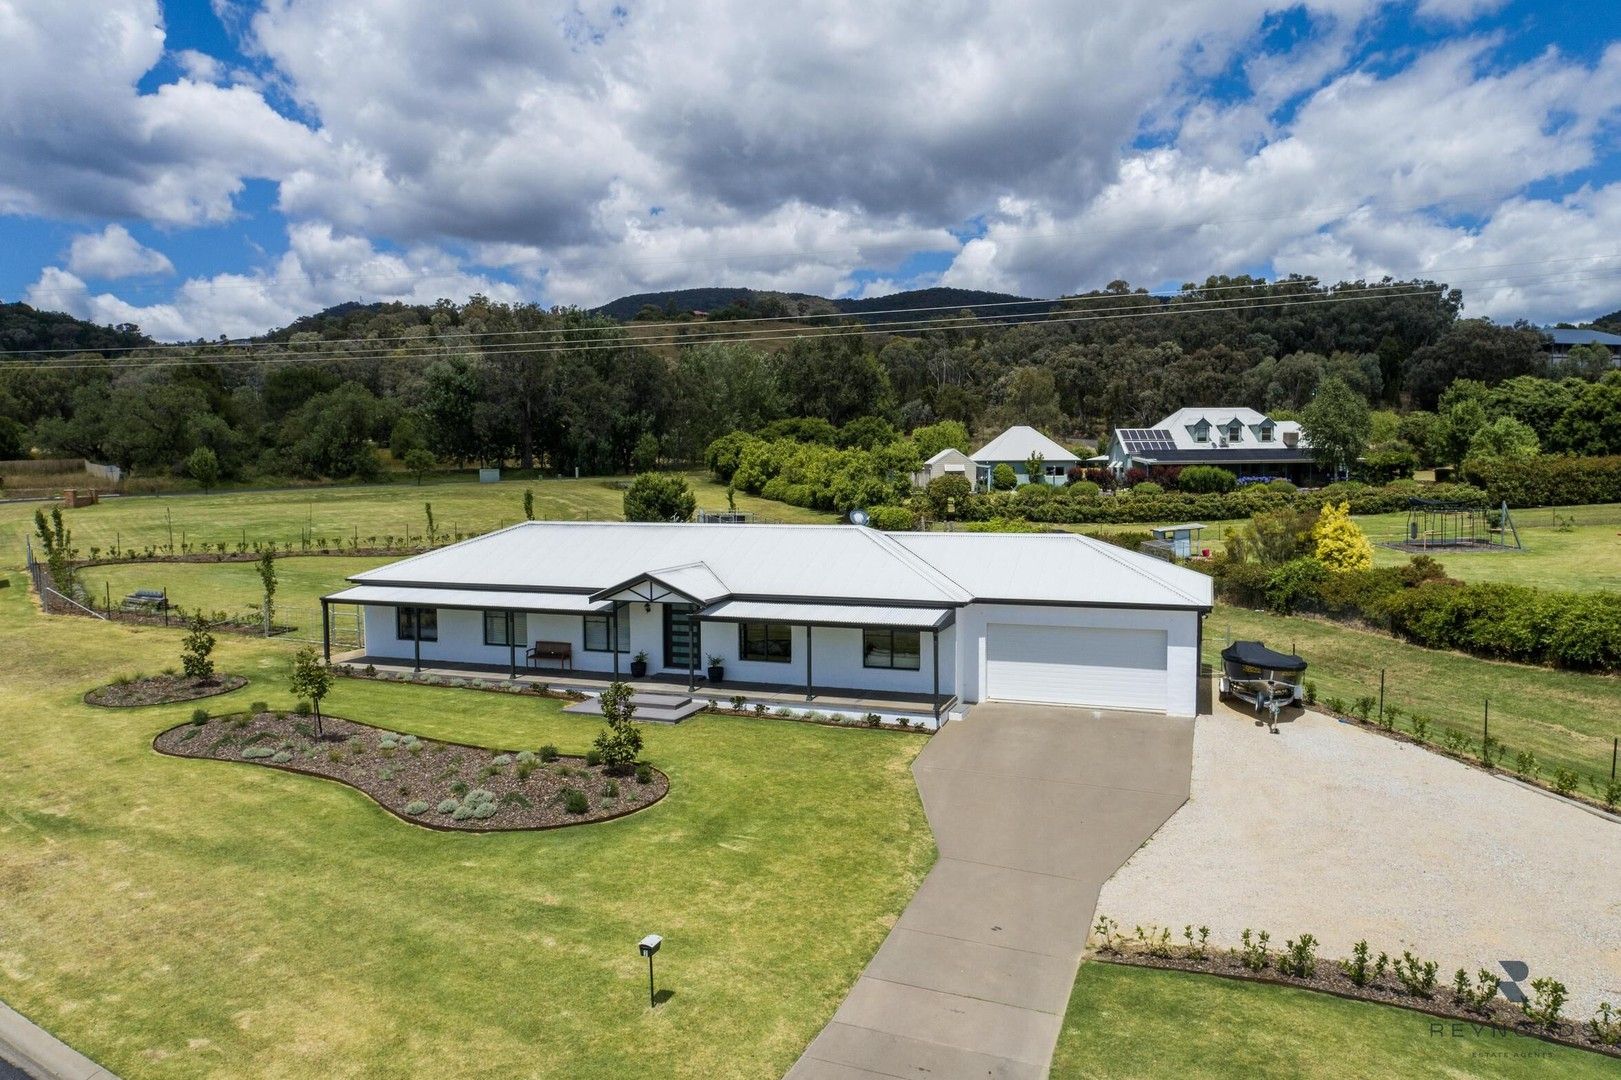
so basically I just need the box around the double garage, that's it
[961,604,1202,717]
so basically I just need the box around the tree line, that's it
[0,275,1612,485]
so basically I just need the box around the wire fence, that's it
[1205,629,1621,808]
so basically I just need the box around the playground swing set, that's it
[1386,498,1523,553]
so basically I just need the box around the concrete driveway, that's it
[787,703,1194,1079]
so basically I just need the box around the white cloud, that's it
[65,224,174,278]
[173,48,224,84]
[0,0,319,225]
[1414,0,1510,24]
[27,223,522,340]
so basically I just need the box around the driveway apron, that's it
[787,702,1194,1079]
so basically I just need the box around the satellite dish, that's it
[849,509,871,527]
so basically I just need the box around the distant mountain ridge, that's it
[589,285,1057,323]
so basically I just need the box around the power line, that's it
[0,286,1461,373]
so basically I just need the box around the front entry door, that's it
[663,603,699,670]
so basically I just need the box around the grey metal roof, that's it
[337,521,1212,613]
[325,584,609,613]
[1121,447,1316,465]
[700,600,954,630]
[970,426,1080,464]
[887,532,1214,609]
[1546,327,1621,346]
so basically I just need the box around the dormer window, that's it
[1224,420,1243,443]
[1191,419,1211,443]
[1258,420,1275,443]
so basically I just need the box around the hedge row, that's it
[1210,555,1621,672]
[956,479,1488,526]
[1461,455,1621,508]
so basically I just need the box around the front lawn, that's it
[1053,963,1617,1079]
[1208,604,1621,787]
[0,575,931,1078]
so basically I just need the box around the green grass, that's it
[87,556,389,620]
[1209,603,1621,787]
[0,471,833,570]
[1053,963,1617,1079]
[0,575,930,1078]
[1365,503,1621,593]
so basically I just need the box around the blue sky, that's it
[3,1,1621,339]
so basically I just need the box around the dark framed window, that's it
[1192,420,1210,443]
[1225,420,1243,442]
[483,611,527,647]
[396,606,437,641]
[738,622,792,663]
[583,601,630,653]
[1259,422,1275,442]
[863,628,921,670]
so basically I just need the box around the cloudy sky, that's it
[3,0,1620,340]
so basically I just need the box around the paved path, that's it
[788,703,1194,1079]
[0,999,118,1080]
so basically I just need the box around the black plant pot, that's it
[630,660,648,678]
[707,665,725,683]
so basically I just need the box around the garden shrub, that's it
[1393,952,1439,997]
[603,779,620,799]
[635,763,653,785]
[404,800,430,815]
[294,700,312,715]
[1239,929,1270,971]
[1522,977,1568,1028]
[1065,479,1101,498]
[563,788,589,815]
[515,750,536,764]
[1278,934,1319,978]
[1588,1003,1621,1045]
[1177,465,1236,494]
[472,802,498,819]
[249,701,269,714]
[585,749,603,767]
[538,745,559,762]
[241,747,275,759]
[490,754,513,767]
[436,798,459,814]
[1463,454,1621,507]
[500,791,531,808]
[271,751,292,764]
[190,708,209,725]
[465,789,497,807]
[867,505,917,531]
[451,804,475,821]
[1131,480,1163,496]
[991,463,1017,490]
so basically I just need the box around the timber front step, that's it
[561,692,705,724]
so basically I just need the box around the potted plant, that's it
[630,650,649,678]
[706,653,725,683]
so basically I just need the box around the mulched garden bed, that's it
[85,673,248,708]
[1093,940,1621,1059]
[152,711,669,831]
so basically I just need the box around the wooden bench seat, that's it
[525,640,573,670]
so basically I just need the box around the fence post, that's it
[1482,699,1489,763]
[1613,737,1617,782]
[1378,670,1385,725]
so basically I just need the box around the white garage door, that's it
[985,623,1168,711]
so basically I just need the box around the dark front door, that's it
[663,603,699,670]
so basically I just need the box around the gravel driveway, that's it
[1097,699,1621,1015]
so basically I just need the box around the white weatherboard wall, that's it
[956,604,1199,716]
[356,603,956,696]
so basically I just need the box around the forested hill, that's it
[0,302,153,354]
[590,285,1050,323]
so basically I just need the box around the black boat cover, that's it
[1221,640,1307,672]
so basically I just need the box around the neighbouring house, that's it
[321,522,1211,719]
[1109,407,1317,481]
[911,447,977,490]
[1543,327,1621,366]
[969,426,1081,488]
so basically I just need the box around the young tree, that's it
[186,446,220,492]
[402,447,436,485]
[32,506,74,592]
[1466,416,1539,465]
[522,487,535,520]
[289,647,332,739]
[256,549,277,636]
[623,472,696,521]
[424,502,436,543]
[1311,501,1373,571]
[592,681,643,772]
[992,463,1018,490]
[1300,375,1371,477]
[1024,451,1046,484]
[631,431,660,472]
[910,419,971,461]
[180,614,216,681]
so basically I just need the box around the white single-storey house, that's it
[970,426,1080,487]
[911,447,977,489]
[321,522,1212,719]
[1110,407,1316,481]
